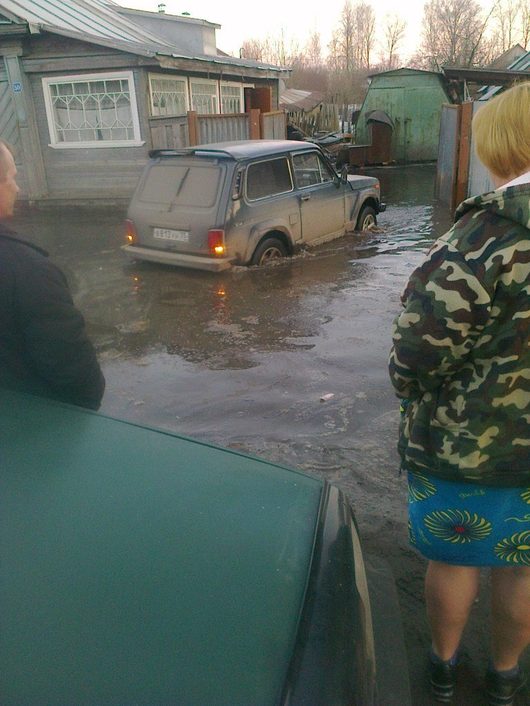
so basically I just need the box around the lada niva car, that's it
[122,140,385,272]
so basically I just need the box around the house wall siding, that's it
[1,31,283,200]
[29,65,149,199]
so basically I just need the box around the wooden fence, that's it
[149,109,286,150]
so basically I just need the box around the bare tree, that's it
[491,0,523,52]
[327,0,376,72]
[240,33,301,67]
[304,31,323,68]
[239,38,265,62]
[379,13,407,69]
[339,0,357,72]
[417,0,495,70]
[521,0,530,48]
[355,2,376,69]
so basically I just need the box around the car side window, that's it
[293,152,335,188]
[246,158,293,200]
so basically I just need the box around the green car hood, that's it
[0,391,322,706]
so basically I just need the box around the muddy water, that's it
[12,165,500,704]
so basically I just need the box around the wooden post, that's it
[249,109,261,139]
[455,101,473,206]
[3,50,48,199]
[187,111,199,146]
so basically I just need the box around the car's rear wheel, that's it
[356,205,377,231]
[251,237,288,266]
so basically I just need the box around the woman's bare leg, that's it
[425,560,481,659]
[491,566,530,671]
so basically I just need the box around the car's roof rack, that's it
[149,148,234,159]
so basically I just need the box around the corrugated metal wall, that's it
[198,114,249,143]
[435,104,460,207]
[468,102,494,197]
[356,71,449,162]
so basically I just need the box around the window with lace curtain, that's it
[149,75,188,116]
[42,71,142,148]
[190,80,218,114]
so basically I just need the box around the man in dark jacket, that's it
[0,139,105,409]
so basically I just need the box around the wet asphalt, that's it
[12,164,527,705]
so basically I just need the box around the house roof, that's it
[509,50,530,72]
[0,0,289,75]
[368,67,444,79]
[115,5,221,30]
[488,44,526,70]
[442,50,530,101]
[279,88,324,112]
[0,0,166,46]
[443,66,530,83]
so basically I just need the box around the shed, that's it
[355,68,451,163]
[0,0,289,202]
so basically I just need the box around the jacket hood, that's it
[455,183,530,230]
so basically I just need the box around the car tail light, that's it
[208,229,226,257]
[124,219,138,244]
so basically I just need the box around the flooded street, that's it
[12,165,507,704]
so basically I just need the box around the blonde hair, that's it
[472,81,530,180]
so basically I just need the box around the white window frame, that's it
[148,73,189,117]
[219,82,245,114]
[42,71,143,149]
[189,78,219,114]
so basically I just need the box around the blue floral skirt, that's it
[407,469,530,567]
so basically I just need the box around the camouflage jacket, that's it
[389,183,530,486]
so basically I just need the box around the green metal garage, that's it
[355,68,451,163]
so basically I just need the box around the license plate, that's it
[153,228,189,242]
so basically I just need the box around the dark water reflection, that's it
[11,164,453,375]
[11,163,452,428]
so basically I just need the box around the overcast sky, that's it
[115,0,452,61]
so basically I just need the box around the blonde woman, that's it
[389,82,530,705]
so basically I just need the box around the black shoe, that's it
[429,657,457,703]
[486,668,527,706]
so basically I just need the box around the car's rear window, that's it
[139,163,222,207]
[246,157,293,200]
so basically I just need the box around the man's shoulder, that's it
[0,224,48,259]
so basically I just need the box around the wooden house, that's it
[0,0,289,201]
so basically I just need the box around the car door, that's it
[292,151,346,244]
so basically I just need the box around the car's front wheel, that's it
[356,205,377,231]
[251,237,288,266]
